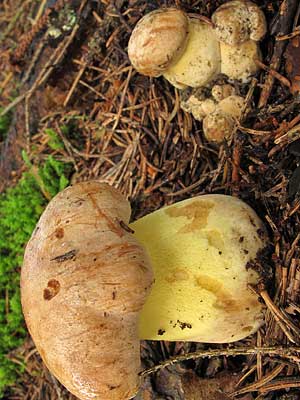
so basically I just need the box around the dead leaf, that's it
[205,357,222,377]
[288,165,300,198]
[182,371,253,400]
[155,366,185,399]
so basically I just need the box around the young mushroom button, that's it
[211,0,267,46]
[181,85,245,142]
[212,0,266,82]
[203,95,245,142]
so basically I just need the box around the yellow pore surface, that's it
[131,195,266,343]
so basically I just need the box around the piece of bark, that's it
[285,36,300,93]
[259,0,299,107]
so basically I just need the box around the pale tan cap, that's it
[128,8,189,77]
[212,0,267,46]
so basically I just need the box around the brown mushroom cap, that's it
[21,182,154,400]
[203,95,244,142]
[181,96,217,121]
[211,84,236,102]
[246,2,268,42]
[218,95,245,118]
[203,110,235,142]
[128,8,189,77]
[212,0,267,46]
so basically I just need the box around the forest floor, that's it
[1,0,300,399]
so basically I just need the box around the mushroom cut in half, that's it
[21,182,268,400]
[132,194,267,343]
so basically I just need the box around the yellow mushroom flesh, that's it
[131,195,266,343]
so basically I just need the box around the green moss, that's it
[0,108,11,139]
[0,156,71,396]
[45,128,64,151]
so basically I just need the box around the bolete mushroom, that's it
[128,9,220,89]
[21,181,267,400]
[211,0,267,46]
[181,84,245,142]
[128,1,266,87]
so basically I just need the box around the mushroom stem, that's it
[163,18,221,88]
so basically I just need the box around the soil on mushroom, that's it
[1,0,300,399]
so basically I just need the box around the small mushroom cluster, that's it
[128,0,267,142]
[181,82,245,142]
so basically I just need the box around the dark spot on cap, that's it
[249,217,256,227]
[107,384,121,390]
[219,251,222,255]
[43,279,60,300]
[242,326,253,332]
[157,329,166,336]
[243,249,249,255]
[73,198,84,206]
[112,291,116,300]
[239,236,244,243]
[55,228,64,239]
